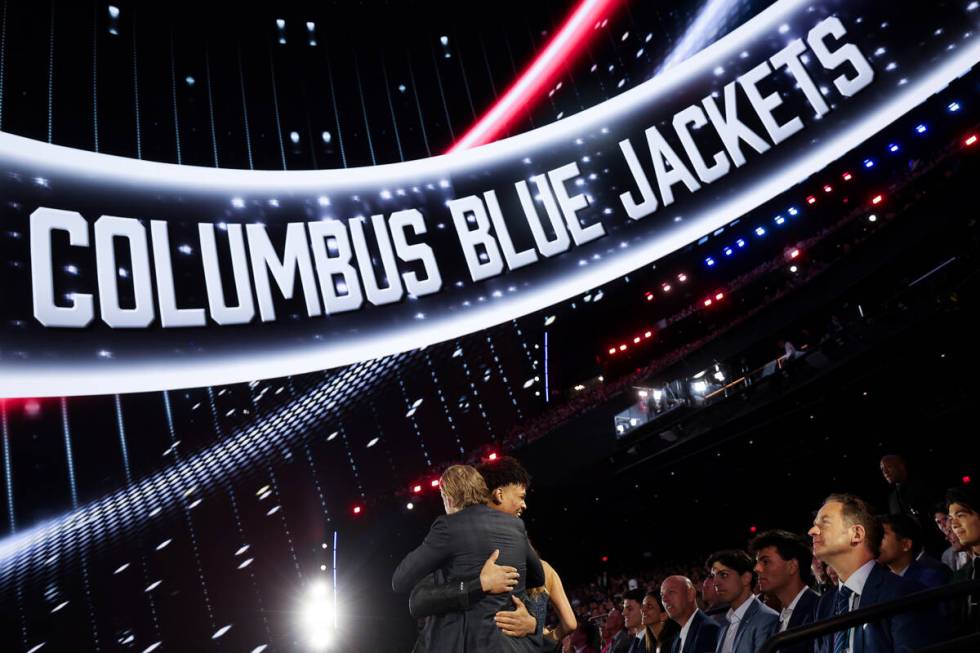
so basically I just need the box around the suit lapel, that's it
[732,598,759,652]
[684,612,702,653]
[854,565,885,653]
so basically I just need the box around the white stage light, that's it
[300,581,337,651]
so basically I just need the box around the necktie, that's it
[627,635,644,653]
[833,586,854,653]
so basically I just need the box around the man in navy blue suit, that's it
[878,513,952,589]
[809,493,944,653]
[661,575,721,653]
[707,549,779,653]
[750,529,820,653]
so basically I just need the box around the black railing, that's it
[759,578,980,653]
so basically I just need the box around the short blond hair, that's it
[440,465,489,510]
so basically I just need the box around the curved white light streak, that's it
[0,355,401,585]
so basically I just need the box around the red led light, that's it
[644,331,652,338]
[715,292,724,301]
[608,347,617,355]
[806,195,816,205]
[662,284,671,292]
[966,134,978,146]
[871,194,883,205]
[964,475,973,485]
[352,505,362,515]
[633,337,641,344]
[749,525,758,534]
[704,298,713,307]
[645,292,654,301]
[489,453,498,461]
[823,185,833,193]
[790,249,800,259]
[842,172,853,181]
[431,479,440,488]
[619,344,627,351]
[601,555,609,563]
[678,273,687,282]
[412,484,422,494]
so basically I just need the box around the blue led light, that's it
[774,215,786,225]
[864,158,875,168]
[948,101,961,112]
[736,239,746,248]
[888,143,900,153]
[724,247,733,256]
[705,257,715,267]
[787,207,798,216]
[755,227,766,237]
[915,124,927,134]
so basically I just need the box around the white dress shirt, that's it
[778,587,809,632]
[720,597,754,653]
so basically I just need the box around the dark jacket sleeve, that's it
[392,516,452,593]
[890,577,948,653]
[409,573,485,619]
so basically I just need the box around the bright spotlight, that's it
[300,582,337,650]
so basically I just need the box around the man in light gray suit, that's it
[706,550,779,653]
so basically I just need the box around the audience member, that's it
[700,577,728,625]
[568,621,600,653]
[600,609,631,653]
[878,513,952,588]
[641,590,679,653]
[707,550,779,653]
[622,588,646,653]
[810,493,942,652]
[880,454,931,525]
[933,503,970,572]
[750,529,819,651]
[810,558,835,594]
[660,576,721,653]
[946,485,980,636]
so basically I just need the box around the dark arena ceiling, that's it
[0,0,978,651]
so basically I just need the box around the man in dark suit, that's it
[393,464,544,653]
[408,550,525,653]
[946,485,980,637]
[880,455,931,526]
[750,529,819,653]
[661,575,721,653]
[809,493,944,653]
[707,549,779,653]
[622,588,647,653]
[878,513,952,589]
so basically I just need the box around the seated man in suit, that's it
[750,529,819,652]
[701,578,729,625]
[706,549,779,653]
[878,513,952,588]
[393,464,544,652]
[809,493,945,653]
[622,588,647,653]
[660,575,721,653]
[946,485,980,637]
[600,608,632,653]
